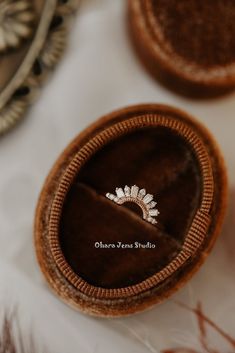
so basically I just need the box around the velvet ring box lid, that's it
[128,0,235,98]
[35,104,227,317]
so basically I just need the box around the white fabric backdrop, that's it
[0,1,235,352]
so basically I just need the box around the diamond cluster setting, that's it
[106,185,160,225]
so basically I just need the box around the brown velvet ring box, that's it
[128,0,235,98]
[35,104,227,317]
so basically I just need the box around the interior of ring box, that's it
[59,126,202,288]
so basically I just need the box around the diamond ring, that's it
[106,185,160,225]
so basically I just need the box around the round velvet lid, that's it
[128,0,235,97]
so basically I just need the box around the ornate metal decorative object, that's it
[106,185,160,225]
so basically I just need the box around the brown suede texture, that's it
[128,0,235,98]
[153,0,235,67]
[35,104,228,316]
[60,127,201,288]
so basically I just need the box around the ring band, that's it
[106,185,159,225]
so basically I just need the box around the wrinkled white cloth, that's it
[0,1,235,352]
